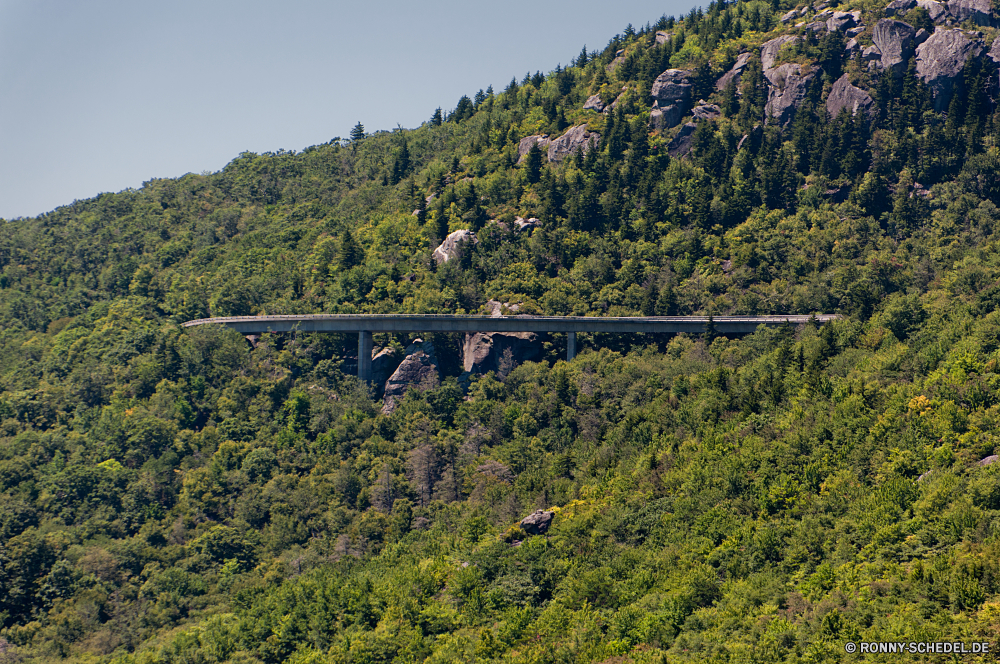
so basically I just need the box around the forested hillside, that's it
[5,0,1000,661]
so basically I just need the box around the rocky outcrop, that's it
[517,135,550,163]
[668,122,698,156]
[463,331,542,374]
[885,0,947,18]
[978,454,999,466]
[761,35,800,70]
[884,0,917,15]
[716,52,753,90]
[650,69,694,129]
[520,510,554,535]
[547,125,600,162]
[827,74,875,118]
[692,104,722,121]
[514,217,541,232]
[948,0,995,24]
[765,63,821,125]
[780,8,800,22]
[827,10,861,31]
[382,339,440,414]
[916,28,982,110]
[433,229,478,264]
[873,19,917,75]
[862,44,884,63]
[583,94,605,111]
[655,31,672,45]
[372,347,403,390]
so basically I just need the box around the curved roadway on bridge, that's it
[181,313,837,335]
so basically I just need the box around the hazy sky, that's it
[0,0,696,219]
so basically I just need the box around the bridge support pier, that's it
[567,332,576,361]
[358,330,373,383]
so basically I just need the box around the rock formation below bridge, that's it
[382,339,440,414]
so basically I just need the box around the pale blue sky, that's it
[0,0,694,219]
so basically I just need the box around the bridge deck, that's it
[182,313,837,335]
[183,314,838,382]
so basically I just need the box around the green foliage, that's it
[6,3,1000,662]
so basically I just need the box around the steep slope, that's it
[4,1,1000,662]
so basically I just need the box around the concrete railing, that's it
[182,313,839,381]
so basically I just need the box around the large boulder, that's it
[765,63,821,126]
[583,94,605,111]
[948,0,995,24]
[692,104,722,121]
[520,510,554,535]
[433,229,478,264]
[668,122,698,156]
[463,331,542,374]
[920,0,950,21]
[547,125,600,163]
[650,69,694,130]
[650,105,684,130]
[916,28,982,110]
[884,0,917,15]
[516,135,551,163]
[827,10,862,30]
[655,31,672,45]
[873,19,917,75]
[826,74,875,118]
[761,35,800,70]
[716,52,753,90]
[382,340,440,414]
[371,347,403,390]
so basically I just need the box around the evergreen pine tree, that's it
[431,108,443,126]
[350,122,365,143]
[338,229,363,270]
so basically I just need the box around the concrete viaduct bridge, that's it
[182,314,837,382]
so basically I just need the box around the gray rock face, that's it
[781,8,799,22]
[520,510,554,535]
[546,125,600,162]
[873,19,918,75]
[514,217,541,232]
[655,31,672,45]
[433,229,478,264]
[827,74,875,118]
[692,103,722,121]
[650,69,694,130]
[828,10,861,30]
[517,135,550,163]
[372,347,403,390]
[920,0,950,21]
[761,35,801,70]
[915,27,931,44]
[978,454,999,466]
[668,122,698,156]
[382,340,440,414]
[948,0,995,24]
[916,28,982,109]
[805,20,828,32]
[884,0,917,15]
[847,26,866,37]
[716,52,753,90]
[765,63,821,125]
[650,69,694,128]
[845,38,861,56]
[862,44,884,61]
[463,331,542,374]
[988,35,1000,63]
[583,94,605,112]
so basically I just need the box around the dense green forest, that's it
[6,0,1000,661]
